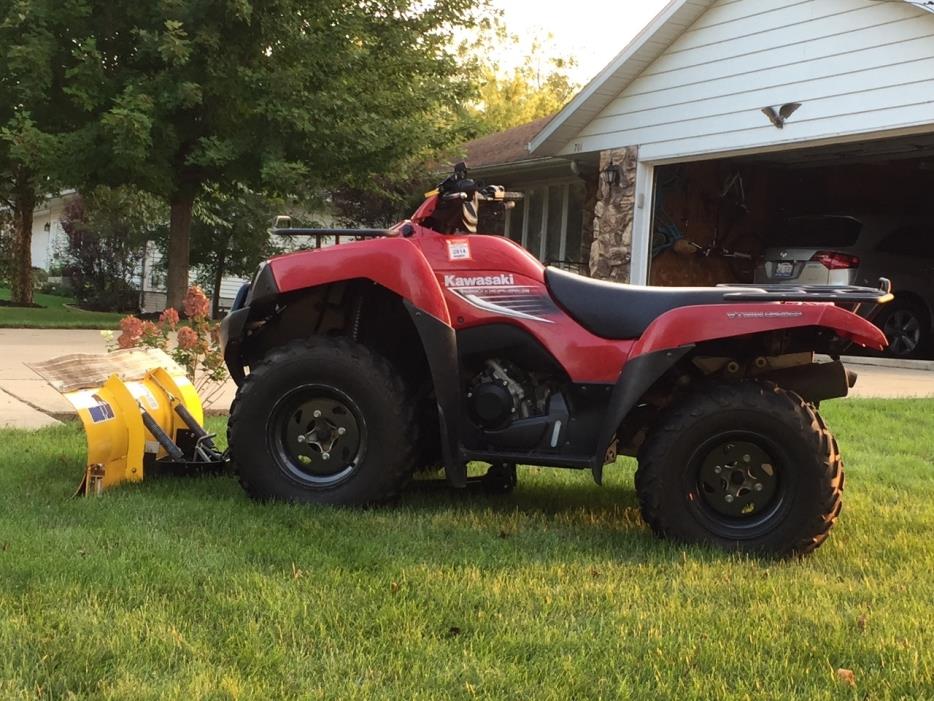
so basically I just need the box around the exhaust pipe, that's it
[761,360,854,403]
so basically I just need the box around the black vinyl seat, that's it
[545,267,750,340]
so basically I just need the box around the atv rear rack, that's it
[718,277,893,306]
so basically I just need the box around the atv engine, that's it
[465,359,570,452]
[467,360,540,429]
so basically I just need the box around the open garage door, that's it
[647,132,934,357]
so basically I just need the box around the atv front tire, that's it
[635,381,843,557]
[228,337,417,506]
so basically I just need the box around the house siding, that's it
[560,0,934,162]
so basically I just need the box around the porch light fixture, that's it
[600,162,623,187]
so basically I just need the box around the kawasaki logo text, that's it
[444,274,515,287]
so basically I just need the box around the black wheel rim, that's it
[686,432,790,539]
[883,310,921,356]
[268,385,366,487]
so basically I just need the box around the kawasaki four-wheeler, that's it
[220,165,893,557]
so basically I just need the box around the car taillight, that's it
[811,251,860,270]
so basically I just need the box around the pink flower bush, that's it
[117,315,143,349]
[176,325,199,351]
[159,307,179,328]
[106,286,228,395]
[183,286,211,320]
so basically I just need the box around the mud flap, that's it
[28,349,221,495]
[592,345,694,485]
[404,301,466,487]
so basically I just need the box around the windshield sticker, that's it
[447,239,471,261]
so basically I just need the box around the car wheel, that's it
[876,299,931,358]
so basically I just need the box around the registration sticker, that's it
[447,239,471,261]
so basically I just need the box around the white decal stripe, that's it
[457,291,555,324]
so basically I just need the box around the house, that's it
[29,191,78,272]
[465,115,593,275]
[464,0,934,289]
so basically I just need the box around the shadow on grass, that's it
[14,428,749,569]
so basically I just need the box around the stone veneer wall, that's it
[589,146,638,282]
[578,175,599,273]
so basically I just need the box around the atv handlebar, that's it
[441,189,524,203]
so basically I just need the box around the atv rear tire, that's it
[228,337,417,506]
[635,381,843,557]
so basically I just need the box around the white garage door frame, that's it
[629,123,934,286]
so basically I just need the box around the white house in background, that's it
[29,191,78,271]
[523,0,934,283]
[467,0,934,290]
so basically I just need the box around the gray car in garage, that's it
[755,214,934,357]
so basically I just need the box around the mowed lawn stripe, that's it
[0,399,931,699]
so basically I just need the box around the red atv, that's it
[220,164,892,556]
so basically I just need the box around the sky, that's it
[493,0,672,86]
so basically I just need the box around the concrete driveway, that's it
[0,328,932,429]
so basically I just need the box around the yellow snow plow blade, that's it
[28,349,225,495]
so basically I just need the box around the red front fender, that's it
[266,237,451,325]
[629,302,888,358]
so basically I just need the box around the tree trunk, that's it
[11,189,36,306]
[211,245,226,320]
[166,195,194,310]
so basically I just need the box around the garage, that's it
[645,133,934,355]
[521,0,934,357]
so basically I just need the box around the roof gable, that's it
[529,0,934,158]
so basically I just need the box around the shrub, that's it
[31,267,48,289]
[58,187,166,312]
[104,286,228,401]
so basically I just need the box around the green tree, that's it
[58,186,166,311]
[331,32,579,226]
[0,0,91,304]
[464,35,579,136]
[189,184,288,318]
[69,0,488,309]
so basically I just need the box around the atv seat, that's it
[545,267,749,340]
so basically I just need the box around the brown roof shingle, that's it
[462,114,556,169]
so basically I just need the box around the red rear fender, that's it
[266,238,450,325]
[629,302,888,358]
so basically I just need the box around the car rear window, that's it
[772,216,862,247]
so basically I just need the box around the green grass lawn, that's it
[0,400,932,700]
[0,287,124,329]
